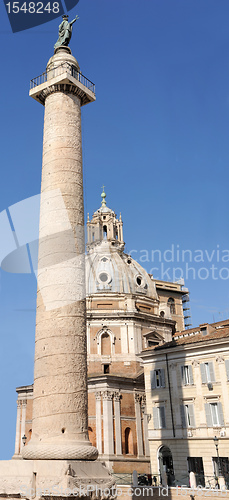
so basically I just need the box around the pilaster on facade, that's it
[20,399,27,453]
[102,390,114,456]
[95,392,102,454]
[141,394,150,456]
[216,359,229,425]
[113,391,122,456]
[134,392,144,457]
[13,400,22,457]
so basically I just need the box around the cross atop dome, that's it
[101,185,107,207]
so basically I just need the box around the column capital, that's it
[141,394,146,412]
[216,356,225,364]
[21,399,27,408]
[192,360,199,367]
[134,392,142,403]
[95,391,102,401]
[102,390,113,401]
[17,400,22,409]
[113,391,121,402]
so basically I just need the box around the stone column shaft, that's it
[95,392,102,455]
[21,400,27,452]
[141,397,150,456]
[135,393,144,457]
[14,401,21,456]
[114,393,122,456]
[102,391,114,456]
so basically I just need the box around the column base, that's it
[0,459,116,499]
[22,442,98,460]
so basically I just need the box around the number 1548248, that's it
[5,2,60,14]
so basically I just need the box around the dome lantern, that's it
[87,191,124,249]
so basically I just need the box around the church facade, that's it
[13,191,188,474]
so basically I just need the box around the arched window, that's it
[103,225,107,239]
[168,297,175,314]
[101,332,111,355]
[124,427,134,455]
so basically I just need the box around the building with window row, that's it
[140,319,229,488]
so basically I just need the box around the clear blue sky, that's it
[0,0,229,459]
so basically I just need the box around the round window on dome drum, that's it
[99,272,109,283]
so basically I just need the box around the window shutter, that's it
[200,364,207,383]
[180,405,186,427]
[188,365,194,385]
[205,403,212,427]
[209,362,215,383]
[160,406,166,428]
[161,369,165,388]
[153,407,159,429]
[150,370,156,390]
[189,404,195,428]
[225,360,229,381]
[181,366,185,384]
[218,402,224,427]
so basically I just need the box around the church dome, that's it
[86,190,158,300]
[85,240,157,299]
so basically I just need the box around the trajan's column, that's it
[0,15,115,498]
[23,13,97,463]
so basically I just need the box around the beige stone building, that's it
[141,318,229,487]
[14,191,190,475]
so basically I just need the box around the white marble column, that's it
[141,395,150,456]
[14,400,21,456]
[114,392,122,456]
[95,392,102,455]
[102,391,114,456]
[20,399,27,452]
[135,393,144,457]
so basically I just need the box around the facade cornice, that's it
[139,337,229,362]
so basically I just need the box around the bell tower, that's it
[87,188,124,250]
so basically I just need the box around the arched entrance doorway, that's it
[158,446,175,486]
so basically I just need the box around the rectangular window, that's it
[181,365,194,385]
[200,362,215,383]
[188,457,205,487]
[225,360,229,381]
[150,369,165,389]
[213,457,229,481]
[180,404,195,428]
[153,406,166,429]
[205,402,224,427]
[210,403,219,426]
